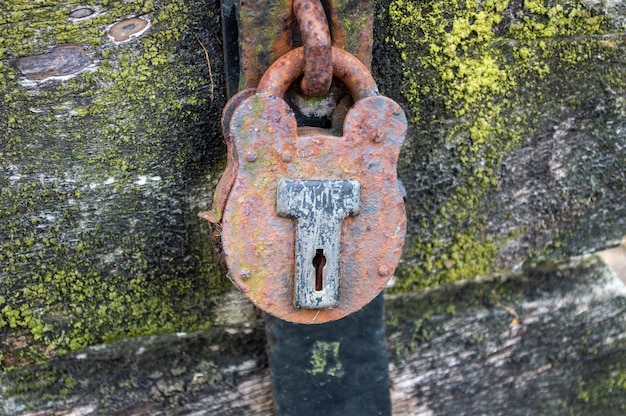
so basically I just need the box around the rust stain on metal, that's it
[293,0,332,96]
[202,47,407,323]
[328,0,374,68]
[200,88,256,225]
[199,88,256,266]
[16,46,93,81]
[238,0,295,89]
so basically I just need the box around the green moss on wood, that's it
[386,0,616,290]
[0,0,228,370]
[573,350,626,413]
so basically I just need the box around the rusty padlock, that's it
[201,46,407,324]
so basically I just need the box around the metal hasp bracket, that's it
[220,0,374,96]
[211,1,395,415]
[278,179,361,309]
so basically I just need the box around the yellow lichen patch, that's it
[308,341,343,376]
[387,0,608,290]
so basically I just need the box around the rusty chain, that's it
[293,0,332,97]
[256,46,377,101]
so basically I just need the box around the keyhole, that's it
[312,249,326,292]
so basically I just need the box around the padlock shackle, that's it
[256,47,379,101]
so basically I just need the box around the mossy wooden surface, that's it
[1,255,624,414]
[0,0,230,369]
[375,0,626,290]
[0,0,625,410]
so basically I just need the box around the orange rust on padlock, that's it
[200,88,256,226]
[293,0,332,96]
[202,47,407,324]
[199,88,256,267]
[202,47,377,226]
[257,47,378,101]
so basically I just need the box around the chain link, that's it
[293,0,333,97]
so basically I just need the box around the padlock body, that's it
[219,93,407,324]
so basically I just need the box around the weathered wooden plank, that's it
[386,255,626,415]
[1,323,273,415]
[0,0,229,369]
[375,0,626,289]
[1,255,624,414]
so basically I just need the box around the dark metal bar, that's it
[265,294,391,416]
[327,0,374,70]
[220,0,241,98]
[235,0,295,89]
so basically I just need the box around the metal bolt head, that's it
[371,129,385,143]
[245,151,257,162]
[282,152,293,163]
[240,269,251,280]
[377,265,389,276]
